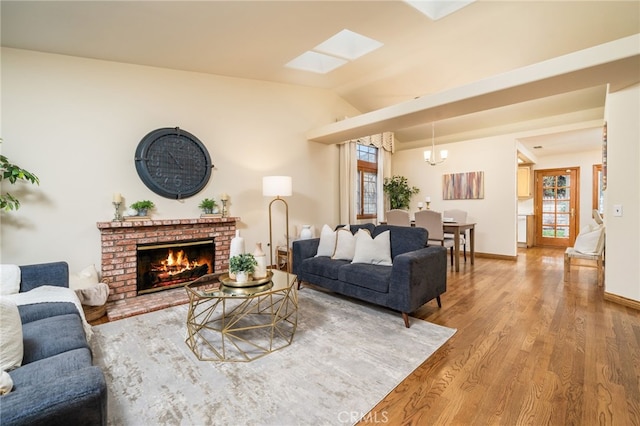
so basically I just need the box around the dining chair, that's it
[385,209,411,226]
[415,210,454,265]
[444,209,468,262]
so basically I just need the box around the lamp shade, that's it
[263,176,292,197]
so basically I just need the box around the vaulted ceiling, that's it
[2,1,639,153]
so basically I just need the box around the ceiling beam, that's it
[307,34,640,145]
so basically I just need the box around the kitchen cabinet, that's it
[518,166,532,198]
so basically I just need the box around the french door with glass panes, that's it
[535,168,579,247]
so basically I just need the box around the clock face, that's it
[135,127,212,199]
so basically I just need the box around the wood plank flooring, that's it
[359,247,640,425]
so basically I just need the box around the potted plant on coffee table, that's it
[229,253,258,283]
[130,200,155,216]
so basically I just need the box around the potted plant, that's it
[383,175,420,210]
[229,253,258,283]
[130,200,155,216]
[198,198,218,214]
[0,139,40,211]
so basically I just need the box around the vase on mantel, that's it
[229,230,245,280]
[253,243,267,279]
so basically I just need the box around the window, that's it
[356,144,378,219]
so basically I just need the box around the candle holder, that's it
[221,199,228,218]
[426,201,431,210]
[418,205,423,211]
[112,202,123,221]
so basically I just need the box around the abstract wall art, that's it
[443,171,484,200]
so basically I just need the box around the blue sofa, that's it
[292,224,447,327]
[1,262,107,426]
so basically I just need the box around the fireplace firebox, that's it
[137,239,214,294]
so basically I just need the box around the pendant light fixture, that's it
[423,122,448,166]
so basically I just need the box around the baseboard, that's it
[474,252,517,261]
[604,292,640,311]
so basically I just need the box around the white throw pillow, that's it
[332,228,357,261]
[0,297,23,371]
[352,229,393,266]
[574,224,605,255]
[0,264,21,296]
[69,264,100,290]
[315,224,349,257]
[0,370,13,395]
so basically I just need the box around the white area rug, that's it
[91,288,456,426]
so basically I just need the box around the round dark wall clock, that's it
[135,127,213,199]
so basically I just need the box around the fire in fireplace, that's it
[137,239,214,294]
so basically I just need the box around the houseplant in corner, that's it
[229,253,258,283]
[0,139,40,211]
[129,200,155,216]
[383,175,420,210]
[198,198,218,215]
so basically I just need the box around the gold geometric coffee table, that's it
[185,269,298,362]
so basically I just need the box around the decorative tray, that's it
[219,271,273,288]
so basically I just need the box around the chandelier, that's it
[423,122,448,166]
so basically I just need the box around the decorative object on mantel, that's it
[425,196,431,210]
[423,122,448,166]
[124,215,151,221]
[198,197,221,217]
[112,193,123,221]
[263,176,292,270]
[220,193,229,218]
[129,200,155,216]
[443,171,485,200]
[383,175,419,210]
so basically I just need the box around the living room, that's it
[1,1,638,308]
[1,1,639,423]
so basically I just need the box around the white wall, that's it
[1,48,358,271]
[604,84,640,302]
[391,136,519,257]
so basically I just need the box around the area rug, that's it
[91,288,456,426]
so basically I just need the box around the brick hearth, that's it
[96,217,237,320]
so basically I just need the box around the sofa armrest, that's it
[388,245,448,313]
[19,261,69,293]
[0,366,107,426]
[292,238,320,275]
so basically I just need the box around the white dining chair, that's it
[385,209,411,226]
[415,210,454,265]
[444,209,468,262]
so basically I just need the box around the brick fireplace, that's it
[96,217,237,320]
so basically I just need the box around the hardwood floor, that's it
[360,247,640,425]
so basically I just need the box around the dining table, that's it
[442,221,476,272]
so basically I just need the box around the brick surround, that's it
[96,217,237,319]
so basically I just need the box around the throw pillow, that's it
[574,224,605,255]
[332,228,357,261]
[69,264,100,290]
[0,370,13,395]
[0,264,21,296]
[315,224,349,257]
[352,229,393,266]
[0,297,23,371]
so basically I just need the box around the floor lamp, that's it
[263,176,292,271]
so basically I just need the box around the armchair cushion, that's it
[574,224,605,255]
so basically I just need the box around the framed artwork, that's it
[443,171,484,200]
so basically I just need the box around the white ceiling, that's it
[2,0,639,154]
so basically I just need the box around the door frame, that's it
[534,167,580,248]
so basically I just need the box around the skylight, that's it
[404,0,476,21]
[285,29,383,74]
